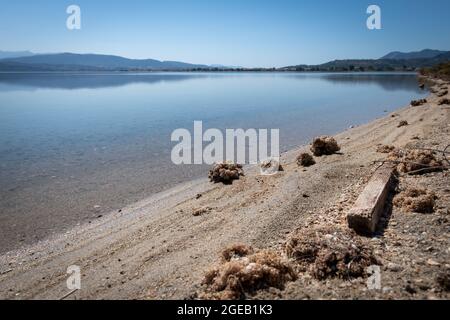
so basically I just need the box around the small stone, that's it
[387,262,402,272]
[427,259,440,266]
[382,287,393,294]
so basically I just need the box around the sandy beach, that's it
[0,77,449,300]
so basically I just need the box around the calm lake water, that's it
[0,72,427,252]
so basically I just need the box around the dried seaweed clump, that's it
[438,98,450,105]
[310,136,340,156]
[221,244,254,262]
[208,162,244,184]
[397,120,408,128]
[200,247,296,300]
[376,145,396,154]
[394,187,437,213]
[388,149,443,174]
[296,153,316,167]
[285,227,378,280]
[410,99,427,106]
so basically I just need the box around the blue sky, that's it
[1,0,449,67]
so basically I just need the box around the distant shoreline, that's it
[0,70,421,74]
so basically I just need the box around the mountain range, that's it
[282,49,450,72]
[380,49,448,60]
[0,50,35,60]
[0,49,449,72]
[0,52,210,71]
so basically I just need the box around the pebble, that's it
[387,262,402,272]
[382,287,393,294]
[426,259,440,266]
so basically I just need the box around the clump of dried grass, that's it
[200,246,296,300]
[388,149,443,174]
[208,162,244,184]
[296,153,316,167]
[221,244,254,262]
[285,227,378,280]
[310,136,340,156]
[394,187,437,213]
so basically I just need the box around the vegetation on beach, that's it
[420,62,450,81]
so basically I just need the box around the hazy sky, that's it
[1,0,449,67]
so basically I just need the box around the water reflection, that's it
[0,72,422,92]
[0,73,204,91]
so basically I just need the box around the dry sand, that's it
[0,78,449,300]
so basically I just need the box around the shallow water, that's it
[0,72,427,252]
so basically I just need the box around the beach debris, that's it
[193,207,211,216]
[200,247,296,300]
[310,136,340,156]
[285,226,378,280]
[0,268,13,275]
[419,83,425,89]
[347,163,395,234]
[436,272,450,292]
[296,152,316,167]
[59,289,79,300]
[376,145,396,154]
[410,99,427,107]
[397,120,409,128]
[195,193,202,199]
[427,259,440,266]
[438,98,450,105]
[259,158,282,175]
[437,90,448,97]
[208,162,244,184]
[221,244,254,262]
[394,187,437,213]
[387,149,443,174]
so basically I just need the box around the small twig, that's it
[373,159,449,176]
[59,289,78,300]
[0,269,13,275]
[413,146,450,154]
[374,159,441,168]
[406,166,449,175]
[444,145,450,167]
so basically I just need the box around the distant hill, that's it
[0,53,209,71]
[0,50,35,59]
[381,49,448,60]
[282,50,450,72]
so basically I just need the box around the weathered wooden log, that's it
[347,164,395,234]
